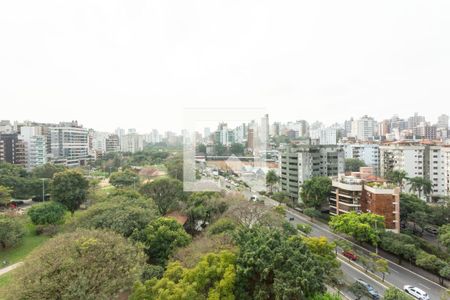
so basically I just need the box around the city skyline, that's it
[2,1,450,132]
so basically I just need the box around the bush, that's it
[141,264,164,282]
[27,201,66,225]
[208,218,238,236]
[0,215,24,249]
[72,197,158,238]
[7,229,145,300]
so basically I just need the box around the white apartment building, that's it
[350,116,377,141]
[50,126,89,167]
[380,143,450,200]
[280,144,345,201]
[120,133,144,153]
[343,144,380,175]
[92,132,109,154]
[310,127,338,145]
[20,126,47,170]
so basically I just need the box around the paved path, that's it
[0,262,23,276]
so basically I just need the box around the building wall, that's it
[361,186,400,233]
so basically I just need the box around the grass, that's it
[0,218,49,266]
[0,217,50,298]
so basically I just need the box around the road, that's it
[237,186,449,300]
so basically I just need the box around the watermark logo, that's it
[183,108,269,192]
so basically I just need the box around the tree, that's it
[139,177,184,215]
[137,217,191,265]
[0,185,12,206]
[52,170,89,214]
[345,158,366,172]
[297,223,312,235]
[208,218,238,236]
[73,197,158,238]
[349,282,370,300]
[408,177,432,201]
[329,212,385,246]
[400,193,429,227]
[196,143,207,154]
[7,229,145,300]
[131,251,236,300]
[300,177,332,209]
[266,170,279,193]
[383,287,411,300]
[27,201,66,225]
[304,207,320,221]
[109,170,139,188]
[374,256,389,281]
[184,192,228,233]
[165,156,183,181]
[415,251,447,284]
[234,227,327,299]
[31,163,66,179]
[0,215,24,249]
[302,237,340,284]
[230,143,245,156]
[438,224,450,251]
[386,170,408,193]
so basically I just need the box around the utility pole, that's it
[41,178,46,201]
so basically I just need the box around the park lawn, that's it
[0,219,49,265]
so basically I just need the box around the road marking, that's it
[338,257,390,290]
[285,207,447,290]
[390,268,399,274]
[418,283,431,290]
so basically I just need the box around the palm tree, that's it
[408,177,432,201]
[386,170,407,193]
[266,170,279,193]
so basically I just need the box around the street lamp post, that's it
[41,178,46,201]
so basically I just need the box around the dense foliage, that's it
[27,201,67,225]
[0,215,24,249]
[7,229,145,300]
[131,251,236,300]
[300,177,332,209]
[139,178,184,215]
[52,170,89,214]
[234,227,327,299]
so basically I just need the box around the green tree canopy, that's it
[0,215,24,249]
[438,224,450,251]
[136,217,191,265]
[7,229,145,300]
[329,212,385,246]
[300,177,332,209]
[165,155,183,181]
[385,170,408,192]
[408,177,432,200]
[109,170,140,188]
[234,227,327,299]
[131,251,236,300]
[184,192,228,233]
[139,178,184,215]
[0,185,12,206]
[383,287,412,300]
[266,170,279,193]
[52,170,89,214]
[31,163,66,179]
[345,158,366,172]
[73,197,158,238]
[27,201,67,225]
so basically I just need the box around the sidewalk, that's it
[0,262,23,276]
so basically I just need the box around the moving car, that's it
[342,251,358,261]
[250,195,258,202]
[403,285,430,300]
[356,279,380,299]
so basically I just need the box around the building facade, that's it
[280,144,345,201]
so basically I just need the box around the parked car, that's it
[342,251,358,261]
[404,285,430,300]
[250,195,258,202]
[288,217,294,221]
[356,279,380,299]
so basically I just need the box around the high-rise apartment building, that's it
[352,116,377,141]
[105,134,120,153]
[0,133,27,165]
[49,126,89,167]
[437,114,449,129]
[342,144,380,175]
[120,133,144,153]
[380,143,450,200]
[280,144,345,201]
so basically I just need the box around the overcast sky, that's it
[1,0,449,133]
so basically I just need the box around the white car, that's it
[403,285,430,300]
